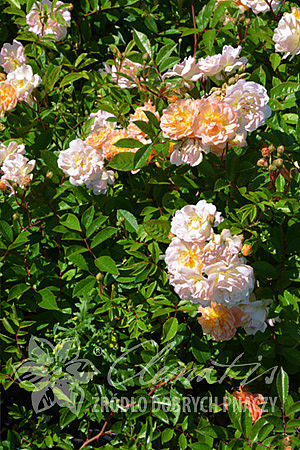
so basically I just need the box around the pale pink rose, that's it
[224,79,272,132]
[160,99,200,140]
[240,0,280,14]
[171,200,223,243]
[165,237,206,275]
[163,56,204,87]
[170,138,209,167]
[0,141,25,165]
[26,0,71,41]
[273,8,300,59]
[239,297,272,335]
[198,302,243,341]
[0,40,26,73]
[169,267,210,302]
[88,110,116,134]
[85,169,115,195]
[7,64,41,103]
[104,58,144,89]
[1,153,35,188]
[197,45,247,80]
[195,97,238,148]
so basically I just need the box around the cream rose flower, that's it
[88,110,116,134]
[160,99,200,140]
[197,45,248,80]
[195,97,238,148]
[198,302,243,341]
[0,40,26,73]
[26,0,71,41]
[205,261,255,305]
[239,297,271,334]
[224,79,272,132]
[1,153,35,188]
[170,200,223,243]
[85,169,115,195]
[163,56,204,87]
[273,7,300,59]
[0,141,25,165]
[170,138,209,167]
[57,139,105,187]
[0,80,18,115]
[165,237,206,275]
[240,0,280,14]
[7,64,41,103]
[169,267,210,302]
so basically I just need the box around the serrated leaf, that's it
[143,220,170,243]
[95,256,119,275]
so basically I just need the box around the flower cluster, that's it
[273,7,300,59]
[165,200,271,341]
[0,141,35,192]
[58,102,161,194]
[26,0,71,41]
[0,40,41,115]
[161,76,271,165]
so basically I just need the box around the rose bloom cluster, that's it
[0,141,35,193]
[0,40,41,116]
[165,200,271,341]
[26,0,71,41]
[58,102,161,194]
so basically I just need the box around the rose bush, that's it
[0,0,299,449]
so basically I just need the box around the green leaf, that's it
[60,72,89,88]
[81,206,95,229]
[133,29,152,57]
[210,1,231,28]
[95,256,119,275]
[108,152,135,171]
[196,0,216,31]
[60,214,82,232]
[226,392,242,432]
[270,82,300,99]
[117,210,139,232]
[134,145,152,169]
[178,433,187,449]
[203,29,216,53]
[38,288,59,310]
[114,138,143,149]
[8,284,31,301]
[90,227,117,248]
[276,367,289,404]
[162,317,178,342]
[270,53,281,71]
[143,220,170,243]
[8,231,31,250]
[275,174,285,193]
[161,428,174,443]
[156,43,177,65]
[0,220,13,243]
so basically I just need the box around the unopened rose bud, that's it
[245,18,251,26]
[257,158,267,167]
[228,77,236,85]
[274,158,283,168]
[69,3,73,9]
[261,145,270,157]
[12,213,20,221]
[96,272,104,281]
[268,144,276,153]
[46,171,53,179]
[168,232,175,240]
[241,244,252,256]
[0,180,7,191]
[207,214,215,225]
[277,145,284,155]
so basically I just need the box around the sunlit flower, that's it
[170,200,223,243]
[0,80,18,115]
[26,0,71,41]
[169,267,210,302]
[165,237,206,275]
[240,0,280,14]
[127,101,159,143]
[239,297,271,335]
[57,139,104,187]
[88,109,116,134]
[1,153,35,188]
[224,79,272,132]
[104,58,144,89]
[7,64,41,103]
[160,99,200,140]
[198,302,242,341]
[232,386,265,422]
[197,45,248,80]
[205,261,255,305]
[0,141,25,165]
[195,97,238,148]
[85,169,115,195]
[85,128,112,151]
[204,230,243,266]
[170,138,209,167]
[163,56,204,87]
[0,40,26,73]
[273,7,300,59]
